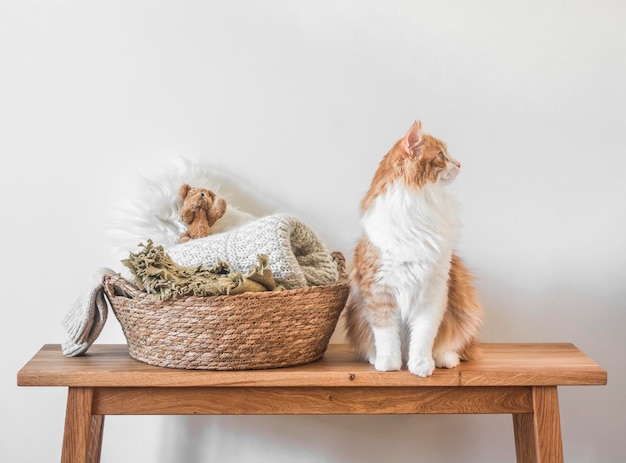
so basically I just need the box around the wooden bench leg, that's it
[513,386,564,463]
[61,387,105,463]
[87,414,105,463]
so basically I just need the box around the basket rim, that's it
[105,249,349,304]
[103,271,350,305]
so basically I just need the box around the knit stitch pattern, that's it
[62,267,111,357]
[166,214,339,289]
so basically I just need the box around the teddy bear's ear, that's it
[179,183,191,200]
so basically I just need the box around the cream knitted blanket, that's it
[166,214,339,289]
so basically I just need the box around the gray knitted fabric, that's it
[166,214,339,289]
[62,267,113,357]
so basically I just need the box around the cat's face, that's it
[400,121,461,188]
[361,120,462,211]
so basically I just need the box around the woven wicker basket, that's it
[103,253,349,370]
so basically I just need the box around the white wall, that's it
[2,1,624,462]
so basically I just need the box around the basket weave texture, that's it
[103,254,349,370]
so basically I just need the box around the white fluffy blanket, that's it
[107,157,274,261]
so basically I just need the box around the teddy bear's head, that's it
[179,183,216,212]
[178,183,227,242]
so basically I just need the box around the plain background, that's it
[2,1,625,462]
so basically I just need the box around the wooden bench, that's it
[17,343,606,463]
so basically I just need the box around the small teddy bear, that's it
[179,183,227,243]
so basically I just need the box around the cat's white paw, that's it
[408,357,435,377]
[434,351,460,369]
[374,355,402,372]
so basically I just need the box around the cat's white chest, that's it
[362,182,458,261]
[361,182,458,313]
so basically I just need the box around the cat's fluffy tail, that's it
[434,253,484,362]
[343,284,376,363]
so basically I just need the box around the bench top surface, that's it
[18,343,606,388]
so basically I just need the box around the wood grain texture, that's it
[532,386,564,462]
[92,386,533,415]
[459,343,607,386]
[87,415,104,463]
[61,388,94,463]
[513,387,564,463]
[17,343,607,388]
[513,412,538,463]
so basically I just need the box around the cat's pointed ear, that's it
[403,120,423,156]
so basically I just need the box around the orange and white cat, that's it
[344,120,483,377]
